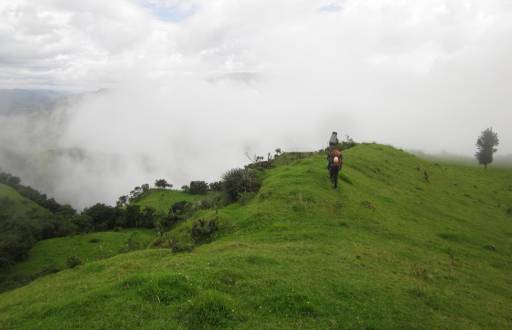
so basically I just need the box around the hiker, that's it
[328,147,343,189]
[329,131,339,148]
[327,131,339,169]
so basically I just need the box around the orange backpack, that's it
[330,149,342,168]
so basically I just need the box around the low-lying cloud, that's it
[0,0,511,208]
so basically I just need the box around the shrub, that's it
[88,238,101,243]
[189,181,208,195]
[156,215,180,236]
[171,201,193,217]
[222,168,261,202]
[66,255,82,268]
[191,219,218,243]
[208,181,223,192]
[198,194,227,210]
[171,239,194,253]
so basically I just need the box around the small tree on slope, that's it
[475,127,499,169]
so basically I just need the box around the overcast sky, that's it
[0,0,511,207]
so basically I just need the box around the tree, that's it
[208,181,223,192]
[83,203,120,230]
[125,204,142,228]
[189,181,208,195]
[141,184,150,193]
[475,128,499,169]
[140,207,156,228]
[155,179,172,189]
[129,186,142,201]
[116,195,128,208]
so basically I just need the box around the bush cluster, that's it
[191,219,219,243]
[66,255,82,268]
[189,181,208,195]
[221,168,261,202]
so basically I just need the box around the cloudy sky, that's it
[1,0,511,207]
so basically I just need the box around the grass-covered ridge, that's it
[0,144,511,329]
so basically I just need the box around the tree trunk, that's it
[484,163,487,169]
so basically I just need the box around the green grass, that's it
[134,189,202,214]
[1,144,511,329]
[0,182,48,217]
[9,229,156,279]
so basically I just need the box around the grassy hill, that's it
[8,229,155,282]
[0,144,511,329]
[0,182,48,217]
[134,189,202,215]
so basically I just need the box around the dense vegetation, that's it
[0,183,77,273]
[0,171,76,215]
[1,144,511,329]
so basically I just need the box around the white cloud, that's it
[1,0,512,207]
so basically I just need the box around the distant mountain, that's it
[0,89,71,115]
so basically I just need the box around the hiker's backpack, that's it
[330,149,342,168]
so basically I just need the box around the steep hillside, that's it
[0,183,48,217]
[0,144,511,329]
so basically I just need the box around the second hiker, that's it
[327,132,342,189]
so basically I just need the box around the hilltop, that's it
[0,144,511,329]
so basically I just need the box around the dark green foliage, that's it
[191,219,218,243]
[0,171,76,215]
[70,214,94,233]
[0,186,78,276]
[171,201,193,217]
[124,204,141,228]
[170,238,194,253]
[83,203,121,231]
[155,179,172,189]
[140,207,156,228]
[475,128,499,169]
[189,181,208,195]
[66,255,82,268]
[222,168,261,202]
[208,181,223,192]
[197,193,227,210]
[116,195,128,207]
[156,216,177,236]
